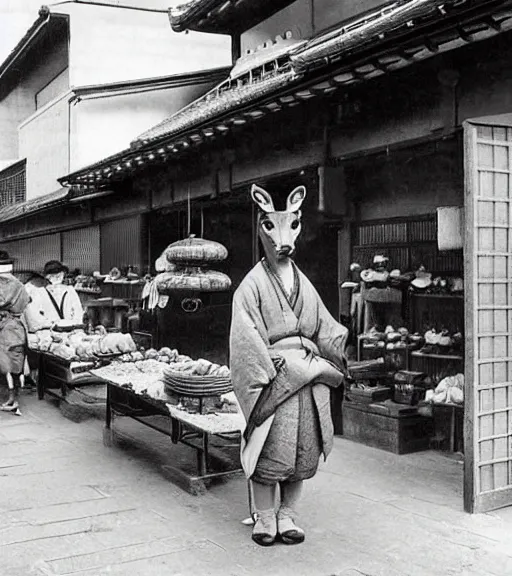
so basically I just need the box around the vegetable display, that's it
[28,327,137,361]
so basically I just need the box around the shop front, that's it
[333,112,512,514]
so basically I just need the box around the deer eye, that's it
[262,220,274,231]
[291,219,300,230]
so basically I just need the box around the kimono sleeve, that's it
[229,285,277,393]
[314,288,349,375]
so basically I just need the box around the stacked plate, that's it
[163,368,233,398]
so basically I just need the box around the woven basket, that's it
[163,369,232,398]
[165,236,228,265]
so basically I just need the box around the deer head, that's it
[251,183,306,266]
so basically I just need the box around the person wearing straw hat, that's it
[24,260,83,332]
[0,251,30,414]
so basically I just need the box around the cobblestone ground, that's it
[1,391,512,576]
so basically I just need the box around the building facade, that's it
[5,0,512,513]
[0,2,231,204]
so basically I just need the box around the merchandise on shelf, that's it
[73,275,102,294]
[417,329,463,356]
[360,325,423,352]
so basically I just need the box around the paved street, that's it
[1,392,512,576]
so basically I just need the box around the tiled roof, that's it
[61,0,512,188]
[136,38,302,144]
[169,0,296,33]
[0,8,69,98]
[0,188,69,224]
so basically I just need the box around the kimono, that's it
[24,284,83,332]
[0,274,30,375]
[230,259,348,483]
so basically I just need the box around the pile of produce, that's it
[28,327,137,362]
[425,373,464,405]
[92,346,232,401]
[92,359,169,396]
[155,235,231,293]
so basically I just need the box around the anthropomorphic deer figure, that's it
[230,184,349,547]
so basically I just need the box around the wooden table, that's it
[101,380,244,494]
[30,349,103,401]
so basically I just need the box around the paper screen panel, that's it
[470,123,512,509]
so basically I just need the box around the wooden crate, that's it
[342,401,433,454]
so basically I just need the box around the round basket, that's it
[155,269,231,293]
[163,369,232,398]
[165,236,228,265]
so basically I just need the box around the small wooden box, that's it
[346,386,392,404]
[342,401,433,454]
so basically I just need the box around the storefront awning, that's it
[169,0,296,33]
[60,0,512,190]
[0,187,69,224]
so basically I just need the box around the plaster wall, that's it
[0,36,68,160]
[69,80,219,173]
[18,94,69,200]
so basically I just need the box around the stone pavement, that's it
[1,392,512,576]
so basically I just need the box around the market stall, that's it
[342,244,465,455]
[92,351,243,495]
[27,326,139,400]
[88,235,243,494]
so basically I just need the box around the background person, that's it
[0,251,30,414]
[24,260,84,331]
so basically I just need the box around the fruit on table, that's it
[144,348,159,360]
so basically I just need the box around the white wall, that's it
[241,0,391,52]
[0,35,69,161]
[19,93,69,200]
[69,80,220,173]
[65,3,231,87]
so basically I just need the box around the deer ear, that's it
[251,184,275,213]
[286,186,306,212]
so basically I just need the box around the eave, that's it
[0,188,69,225]
[169,0,297,34]
[70,66,230,100]
[60,0,512,189]
[0,8,69,100]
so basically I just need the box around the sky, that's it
[0,0,179,64]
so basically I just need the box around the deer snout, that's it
[277,244,293,257]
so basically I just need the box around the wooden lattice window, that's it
[0,160,26,207]
[465,119,512,513]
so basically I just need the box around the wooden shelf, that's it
[411,351,463,361]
